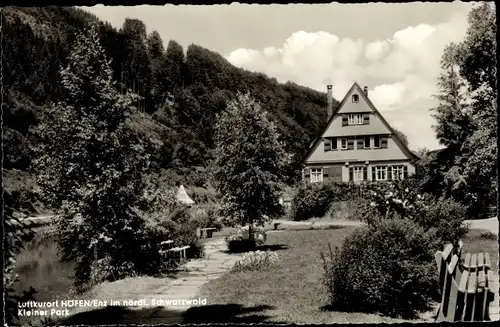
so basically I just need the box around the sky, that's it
[82,2,479,151]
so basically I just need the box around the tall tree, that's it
[431,43,473,151]
[430,3,497,218]
[392,127,410,148]
[32,25,158,289]
[165,40,186,92]
[459,2,497,211]
[211,93,289,246]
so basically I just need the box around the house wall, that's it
[323,112,389,137]
[306,135,410,163]
[303,160,415,183]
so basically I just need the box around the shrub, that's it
[365,180,469,249]
[190,206,223,231]
[479,231,497,240]
[322,217,440,319]
[232,250,280,272]
[290,182,336,221]
[186,187,218,204]
[225,226,266,253]
[412,197,469,248]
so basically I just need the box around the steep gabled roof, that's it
[302,82,419,164]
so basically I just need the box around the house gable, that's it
[303,82,419,164]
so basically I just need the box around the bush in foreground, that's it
[225,226,267,253]
[232,250,280,272]
[322,217,439,319]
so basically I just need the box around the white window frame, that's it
[392,166,405,180]
[374,166,387,181]
[348,114,364,125]
[353,166,364,182]
[373,136,381,148]
[340,138,348,150]
[352,94,359,103]
[310,168,323,183]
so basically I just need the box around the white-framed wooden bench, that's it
[158,240,190,267]
[169,245,190,264]
[199,227,217,239]
[435,241,498,321]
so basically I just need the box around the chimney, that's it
[363,86,368,96]
[327,85,333,121]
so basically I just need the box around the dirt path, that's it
[77,238,242,324]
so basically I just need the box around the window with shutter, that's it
[374,166,388,181]
[340,138,348,150]
[373,136,381,148]
[356,138,364,150]
[349,167,354,181]
[381,137,388,148]
[310,168,323,183]
[331,137,338,150]
[403,166,408,179]
[324,138,331,151]
[304,168,310,177]
[342,115,348,126]
[347,139,354,150]
[371,167,376,181]
[363,167,368,180]
[392,166,404,180]
[363,114,370,125]
[353,167,364,181]
[364,136,371,148]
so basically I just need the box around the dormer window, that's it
[348,114,363,125]
[352,94,359,103]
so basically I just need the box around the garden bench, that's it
[273,222,281,230]
[169,245,190,264]
[434,242,498,322]
[199,227,217,238]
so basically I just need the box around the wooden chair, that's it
[434,242,497,321]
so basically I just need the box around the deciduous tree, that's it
[211,93,289,246]
[32,25,159,289]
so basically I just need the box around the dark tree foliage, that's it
[4,7,336,196]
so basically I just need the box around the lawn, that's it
[197,226,499,324]
[196,227,407,323]
[462,228,499,274]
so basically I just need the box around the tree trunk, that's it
[248,215,255,250]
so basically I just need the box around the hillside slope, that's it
[2,7,338,199]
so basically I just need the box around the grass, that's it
[462,228,499,273]
[198,227,406,323]
[198,225,499,324]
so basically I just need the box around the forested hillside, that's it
[3,7,336,202]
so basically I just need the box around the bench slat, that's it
[484,253,491,267]
[448,255,459,275]
[443,244,453,261]
[463,253,471,268]
[470,254,477,271]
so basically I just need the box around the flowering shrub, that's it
[365,179,468,249]
[232,250,281,272]
[322,218,439,319]
[225,226,267,253]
